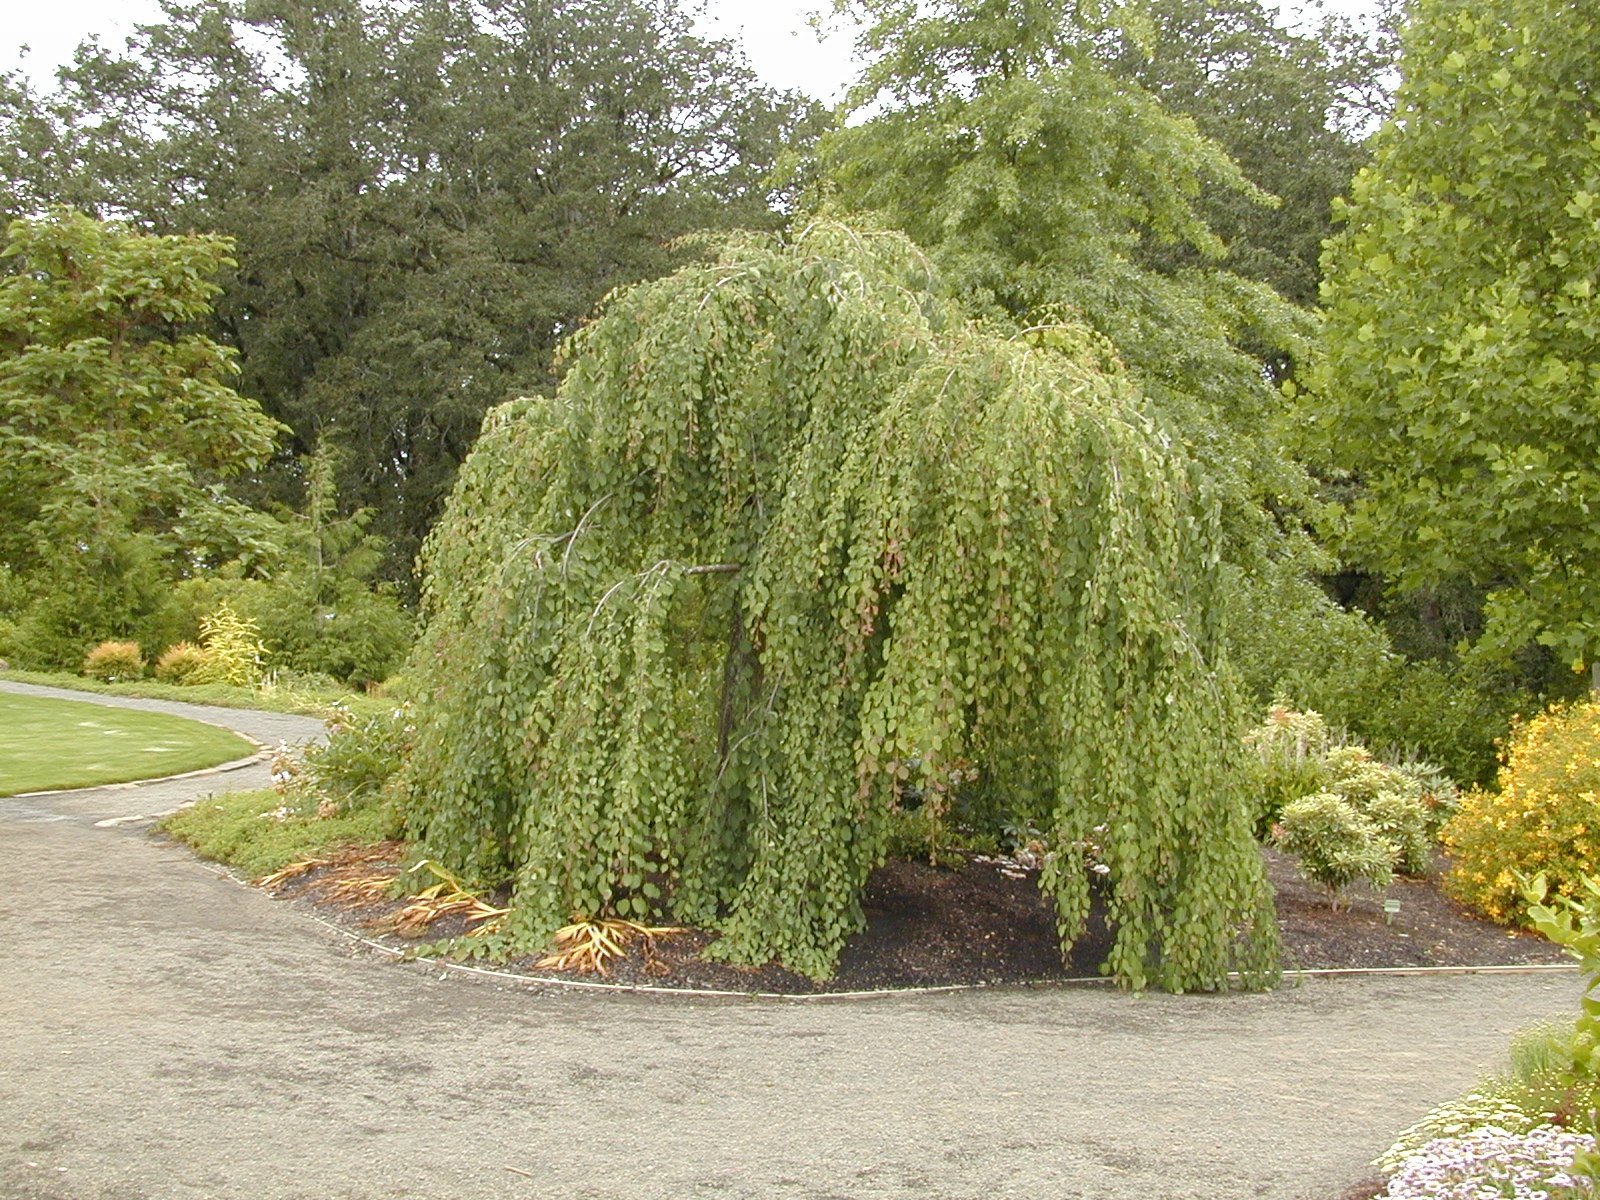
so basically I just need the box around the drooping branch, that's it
[402,223,1277,990]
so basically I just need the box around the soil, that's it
[251,840,1570,994]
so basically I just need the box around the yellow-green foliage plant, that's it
[153,640,211,684]
[400,224,1278,990]
[1445,701,1600,923]
[81,640,143,682]
[191,601,267,687]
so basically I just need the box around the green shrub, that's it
[293,703,415,815]
[1444,701,1600,924]
[1243,703,1334,832]
[190,601,267,687]
[1394,758,1462,837]
[1526,875,1600,1141]
[181,576,412,689]
[1322,746,1433,876]
[153,641,212,684]
[1228,561,1525,786]
[81,640,144,682]
[1244,706,1443,885]
[1273,790,1396,906]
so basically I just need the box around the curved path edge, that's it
[0,676,1588,1200]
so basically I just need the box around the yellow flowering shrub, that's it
[1442,701,1600,923]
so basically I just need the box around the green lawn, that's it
[0,692,255,796]
[0,667,392,720]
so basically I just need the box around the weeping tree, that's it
[403,223,1278,990]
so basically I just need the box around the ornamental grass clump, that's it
[1444,702,1600,924]
[81,640,144,682]
[153,640,211,684]
[398,223,1279,990]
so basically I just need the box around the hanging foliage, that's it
[402,223,1277,990]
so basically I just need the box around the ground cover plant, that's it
[159,788,401,879]
[1349,876,1600,1199]
[159,703,410,876]
[0,691,253,795]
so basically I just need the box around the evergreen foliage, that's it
[404,224,1278,989]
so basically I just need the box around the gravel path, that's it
[0,681,1582,1200]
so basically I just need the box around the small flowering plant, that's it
[1375,1092,1544,1174]
[1380,1126,1598,1199]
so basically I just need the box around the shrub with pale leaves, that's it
[1272,791,1396,907]
[191,601,267,687]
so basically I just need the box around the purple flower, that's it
[1383,1125,1598,1199]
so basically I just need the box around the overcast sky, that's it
[2,0,1377,103]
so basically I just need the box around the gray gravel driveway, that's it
[0,681,1581,1199]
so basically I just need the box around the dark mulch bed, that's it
[255,841,1570,993]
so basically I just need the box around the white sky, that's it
[2,0,1377,103]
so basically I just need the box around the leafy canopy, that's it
[1310,0,1600,674]
[403,223,1278,990]
[1102,0,1390,306]
[0,0,817,578]
[816,0,1316,572]
[0,210,284,655]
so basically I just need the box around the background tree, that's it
[0,210,284,662]
[403,224,1279,990]
[1104,0,1393,306]
[810,0,1523,781]
[815,0,1317,573]
[181,446,415,687]
[0,0,818,580]
[1310,0,1600,684]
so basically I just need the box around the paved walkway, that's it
[0,681,1582,1200]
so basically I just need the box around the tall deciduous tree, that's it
[1104,0,1391,306]
[816,0,1316,570]
[1,0,817,578]
[1311,0,1600,677]
[404,224,1280,990]
[0,210,284,659]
